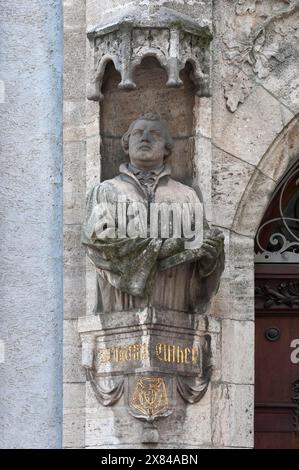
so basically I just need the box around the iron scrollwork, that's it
[255,164,299,264]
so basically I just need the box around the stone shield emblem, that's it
[131,377,168,418]
[127,374,175,422]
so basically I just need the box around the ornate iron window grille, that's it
[255,161,299,263]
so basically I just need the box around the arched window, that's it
[254,158,299,449]
[255,160,299,263]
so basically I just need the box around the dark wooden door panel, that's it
[255,316,299,403]
[255,432,299,450]
[255,406,295,432]
[255,298,299,448]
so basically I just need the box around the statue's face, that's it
[128,119,167,170]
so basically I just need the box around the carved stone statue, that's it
[82,113,224,314]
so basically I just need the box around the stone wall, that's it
[63,0,87,449]
[63,0,299,448]
[211,0,299,447]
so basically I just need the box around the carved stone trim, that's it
[222,0,299,112]
[177,334,212,404]
[86,369,124,407]
[87,7,212,101]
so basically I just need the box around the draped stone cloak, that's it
[82,163,224,314]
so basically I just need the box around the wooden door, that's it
[255,265,299,448]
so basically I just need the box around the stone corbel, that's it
[86,7,212,101]
[78,309,218,444]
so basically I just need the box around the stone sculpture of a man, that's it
[82,113,224,314]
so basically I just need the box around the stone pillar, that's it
[0,0,63,448]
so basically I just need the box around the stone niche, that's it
[81,6,219,448]
[100,58,196,185]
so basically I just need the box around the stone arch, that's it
[232,115,299,238]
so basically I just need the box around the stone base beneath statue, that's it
[78,307,220,448]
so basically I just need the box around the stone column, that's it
[0,0,63,448]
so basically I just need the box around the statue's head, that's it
[121,112,174,170]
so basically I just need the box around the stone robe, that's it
[82,163,224,314]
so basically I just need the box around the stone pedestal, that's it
[78,308,220,448]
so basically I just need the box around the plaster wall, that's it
[0,0,64,448]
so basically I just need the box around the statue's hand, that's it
[158,238,184,259]
[198,229,224,276]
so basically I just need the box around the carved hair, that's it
[121,112,174,157]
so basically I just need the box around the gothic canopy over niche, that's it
[255,158,299,263]
[86,6,212,102]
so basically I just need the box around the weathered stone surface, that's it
[64,142,86,225]
[86,259,98,316]
[213,85,294,167]
[85,443,213,449]
[213,231,255,322]
[221,319,254,384]
[64,224,85,267]
[212,147,254,229]
[85,386,212,448]
[211,383,254,448]
[63,383,85,448]
[258,130,290,182]
[78,309,221,334]
[175,387,211,447]
[86,100,100,125]
[64,264,86,320]
[86,135,101,187]
[193,136,212,222]
[287,117,299,166]
[228,232,255,322]
[64,126,86,142]
[63,18,87,444]
[63,408,85,448]
[209,329,222,383]
[218,0,299,114]
[257,28,299,114]
[212,228,231,319]
[64,383,86,408]
[195,96,211,139]
[101,60,194,138]
[87,1,212,32]
[232,170,277,237]
[64,100,86,133]
[258,116,299,181]
[64,31,86,100]
[64,319,85,383]
[64,0,86,31]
